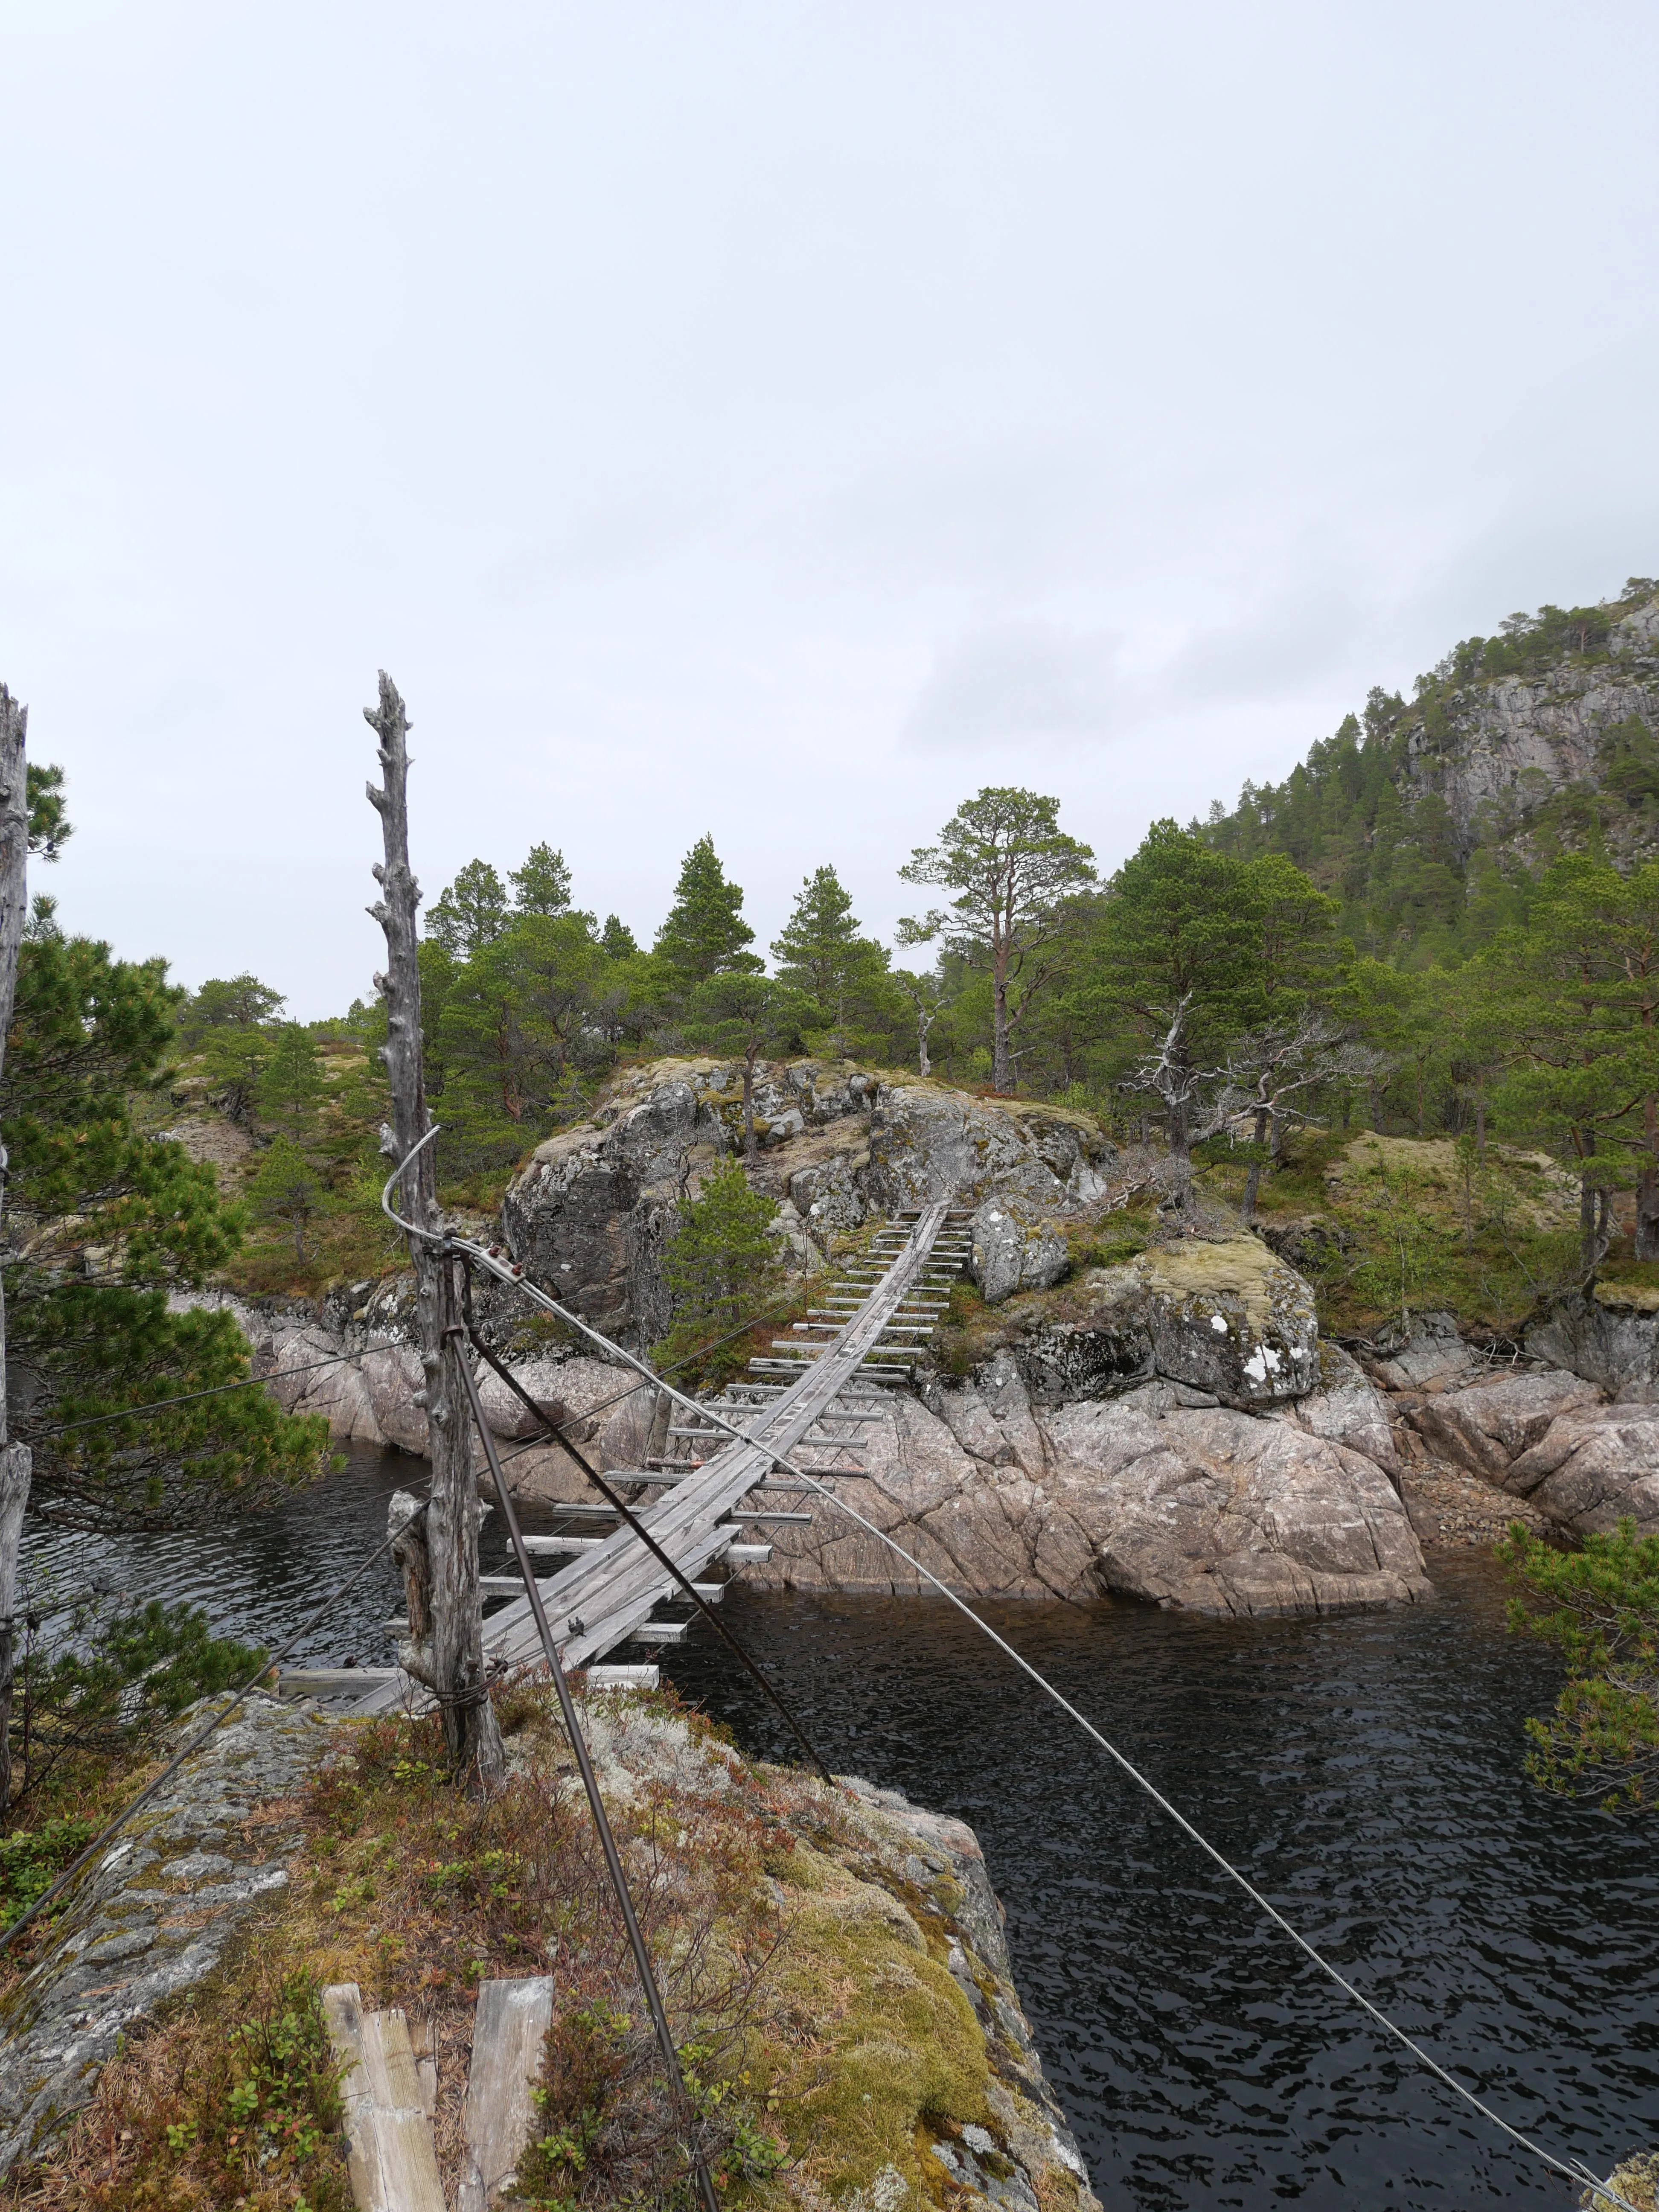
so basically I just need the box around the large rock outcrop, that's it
[746,1360,1427,1616]
[205,1062,1437,1618]
[1392,591,1659,846]
[500,1060,1119,1339]
[978,1235,1321,1409]
[1525,1284,1659,1394]
[0,1696,332,2174]
[1493,1400,1659,1537]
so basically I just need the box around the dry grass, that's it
[6,1679,1018,2212]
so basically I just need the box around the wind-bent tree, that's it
[654,835,761,992]
[181,973,286,1040]
[366,673,504,1790]
[898,787,1095,1092]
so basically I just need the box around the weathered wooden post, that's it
[365,673,504,1790]
[0,689,32,1813]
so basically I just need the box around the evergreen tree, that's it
[653,835,761,989]
[1088,824,1343,1162]
[899,787,1095,1091]
[182,973,286,1041]
[770,864,892,1047]
[255,1022,328,1132]
[1500,1518,1659,1813]
[427,859,510,958]
[437,912,616,1155]
[654,1158,783,1381]
[509,842,573,917]
[684,973,813,1161]
[601,914,638,959]
[2,933,327,1529]
[1483,855,1659,1274]
[248,1135,329,1258]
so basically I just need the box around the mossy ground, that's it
[3,1683,1053,2212]
[1190,1129,1591,1339]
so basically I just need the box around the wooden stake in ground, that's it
[365,672,504,1790]
[0,687,30,1814]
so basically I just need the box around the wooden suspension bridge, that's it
[311,1201,971,1714]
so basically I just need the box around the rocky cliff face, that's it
[1397,594,1659,846]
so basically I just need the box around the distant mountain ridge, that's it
[1202,578,1659,962]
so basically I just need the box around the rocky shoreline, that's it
[198,1058,1659,1619]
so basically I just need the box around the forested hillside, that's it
[141,573,1659,1330]
[1203,578,1659,963]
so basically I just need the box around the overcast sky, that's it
[4,1,1657,1016]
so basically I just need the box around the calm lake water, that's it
[22,1450,1659,2210]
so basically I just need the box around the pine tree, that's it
[653,835,761,989]
[509,843,573,917]
[255,1022,329,1132]
[771,864,891,1040]
[601,914,638,959]
[898,788,1095,1091]
[248,1135,329,1258]
[654,1158,783,1380]
[684,973,813,1161]
[2,932,327,1529]
[427,860,510,958]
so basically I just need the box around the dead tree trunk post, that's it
[0,689,32,1813]
[365,673,504,1791]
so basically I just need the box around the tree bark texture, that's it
[0,689,30,1812]
[365,674,504,1790]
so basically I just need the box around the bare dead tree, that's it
[1127,995,1241,1220]
[1224,1014,1387,1222]
[365,673,504,1791]
[0,690,31,1812]
[896,973,943,1077]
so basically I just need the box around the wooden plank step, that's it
[322,1983,446,2212]
[724,1543,772,1561]
[458,1975,555,2212]
[585,1663,660,1687]
[628,1619,692,1642]
[281,1668,399,1696]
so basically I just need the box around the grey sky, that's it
[4,1,1656,1016]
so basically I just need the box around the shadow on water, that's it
[21,1452,1659,2207]
[662,1559,1659,2212]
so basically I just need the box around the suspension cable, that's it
[0,1508,419,1954]
[458,1262,835,1784]
[382,1150,1638,2212]
[449,1334,720,2212]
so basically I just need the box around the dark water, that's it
[17,1445,537,1670]
[22,1455,1659,2207]
[661,1568,1659,2212]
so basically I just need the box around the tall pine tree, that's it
[654,835,760,989]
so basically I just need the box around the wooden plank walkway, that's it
[344,1203,967,1711]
